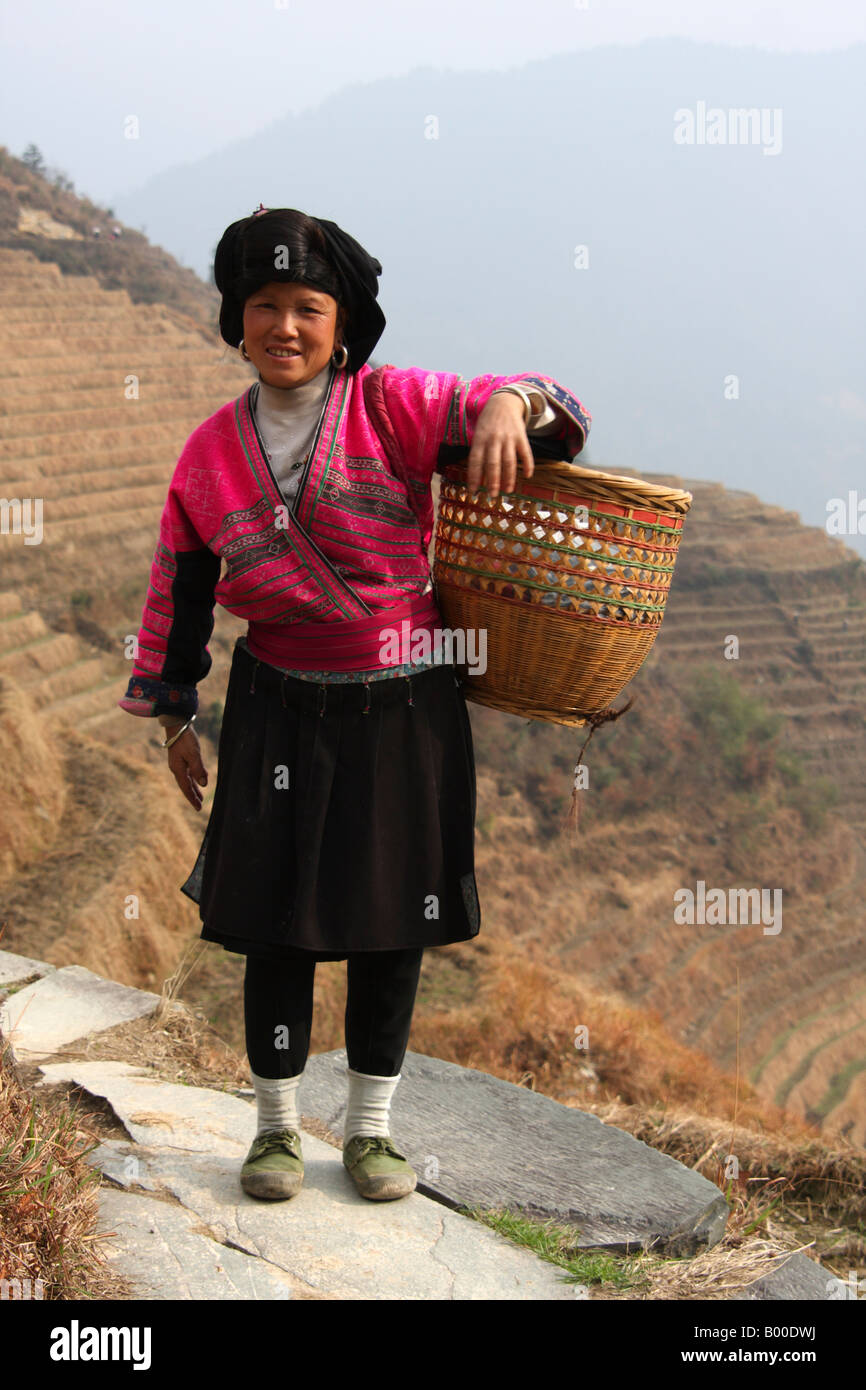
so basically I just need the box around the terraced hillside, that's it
[650,478,866,831]
[0,246,250,985]
[0,246,250,752]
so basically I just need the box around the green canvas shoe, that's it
[240,1128,304,1200]
[342,1134,417,1201]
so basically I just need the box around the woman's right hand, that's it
[164,725,209,811]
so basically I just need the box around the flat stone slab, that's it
[301,1049,729,1256]
[95,1187,327,1300]
[91,1137,579,1301]
[36,1061,579,1299]
[735,1251,849,1301]
[0,948,56,989]
[36,1061,250,1154]
[0,965,160,1061]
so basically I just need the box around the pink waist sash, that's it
[245,589,445,673]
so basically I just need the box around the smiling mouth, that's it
[267,348,301,358]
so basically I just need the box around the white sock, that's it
[344,1067,401,1144]
[250,1069,302,1138]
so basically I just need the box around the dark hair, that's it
[213,208,345,348]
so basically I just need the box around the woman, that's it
[118,206,591,1204]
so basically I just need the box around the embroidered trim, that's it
[514,375,592,454]
[118,674,197,719]
[235,387,372,621]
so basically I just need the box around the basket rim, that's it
[441,456,693,516]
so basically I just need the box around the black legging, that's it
[244,948,425,1079]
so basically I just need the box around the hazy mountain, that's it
[111,39,866,557]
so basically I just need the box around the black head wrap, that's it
[213,206,386,373]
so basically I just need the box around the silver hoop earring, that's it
[238,339,251,362]
[332,343,348,369]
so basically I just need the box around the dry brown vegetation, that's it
[0,1031,138,1300]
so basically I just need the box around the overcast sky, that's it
[2,0,864,202]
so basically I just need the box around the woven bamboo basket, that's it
[432,454,693,728]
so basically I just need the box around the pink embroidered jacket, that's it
[118,362,591,720]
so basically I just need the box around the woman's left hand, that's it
[466,393,535,500]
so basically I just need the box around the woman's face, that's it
[242,280,346,387]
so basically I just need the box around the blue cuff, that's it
[117,674,198,721]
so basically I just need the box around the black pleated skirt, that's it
[179,637,481,961]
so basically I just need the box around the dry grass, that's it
[598,1236,826,1302]
[595,1155,861,1300]
[591,1099,866,1225]
[0,1031,137,1300]
[0,674,68,886]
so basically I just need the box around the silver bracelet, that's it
[492,386,532,425]
[160,714,196,749]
